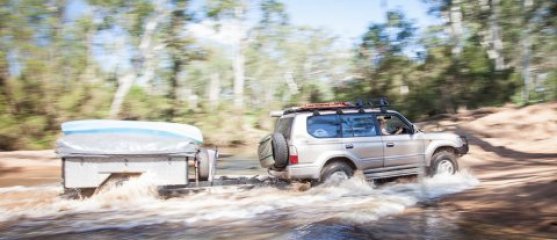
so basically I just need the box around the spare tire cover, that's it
[258,133,289,169]
[258,134,275,168]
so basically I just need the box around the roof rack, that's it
[282,97,390,115]
[356,97,390,113]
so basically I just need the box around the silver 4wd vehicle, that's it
[258,101,469,183]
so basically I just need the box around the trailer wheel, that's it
[62,188,95,199]
[198,149,216,181]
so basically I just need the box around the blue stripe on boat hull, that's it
[64,128,202,144]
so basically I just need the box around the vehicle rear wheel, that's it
[320,161,354,184]
[430,150,458,176]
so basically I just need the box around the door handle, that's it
[386,143,395,148]
[345,144,354,149]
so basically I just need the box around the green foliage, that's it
[344,1,554,120]
[119,86,171,120]
[0,0,554,150]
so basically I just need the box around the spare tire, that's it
[258,133,289,169]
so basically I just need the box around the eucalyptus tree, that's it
[161,0,205,120]
[86,0,167,118]
[0,0,101,148]
[350,11,418,105]
[205,0,249,109]
[425,0,557,103]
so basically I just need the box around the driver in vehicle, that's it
[378,117,402,135]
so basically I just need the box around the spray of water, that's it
[0,171,479,239]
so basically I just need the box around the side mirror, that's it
[412,124,421,134]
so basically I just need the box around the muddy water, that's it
[0,172,479,240]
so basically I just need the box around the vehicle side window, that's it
[307,115,341,138]
[377,114,411,135]
[341,114,377,137]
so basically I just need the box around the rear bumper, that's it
[268,164,320,180]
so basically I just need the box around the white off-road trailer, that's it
[57,120,219,197]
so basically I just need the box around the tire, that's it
[320,161,354,183]
[198,149,216,181]
[429,150,459,176]
[271,133,289,169]
[258,133,289,169]
[62,188,95,199]
[258,134,275,168]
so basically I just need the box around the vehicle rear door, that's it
[302,114,344,165]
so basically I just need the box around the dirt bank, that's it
[419,102,557,238]
[0,150,60,187]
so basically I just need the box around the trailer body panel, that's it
[63,155,189,189]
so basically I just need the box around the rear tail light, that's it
[289,146,298,165]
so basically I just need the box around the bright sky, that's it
[68,0,442,72]
[279,0,440,45]
[190,0,441,46]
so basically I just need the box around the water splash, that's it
[0,171,479,239]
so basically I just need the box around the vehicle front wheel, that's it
[430,150,459,176]
[320,161,354,184]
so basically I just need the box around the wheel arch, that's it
[321,157,357,173]
[433,146,458,155]
[425,142,460,166]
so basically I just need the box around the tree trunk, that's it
[108,3,167,118]
[486,0,505,70]
[208,72,220,110]
[233,43,245,109]
[233,4,247,109]
[43,0,67,130]
[449,0,463,56]
[0,52,16,115]
[79,23,99,83]
[109,72,135,118]
[521,21,532,103]
[167,58,182,120]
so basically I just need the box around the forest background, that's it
[0,0,555,150]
